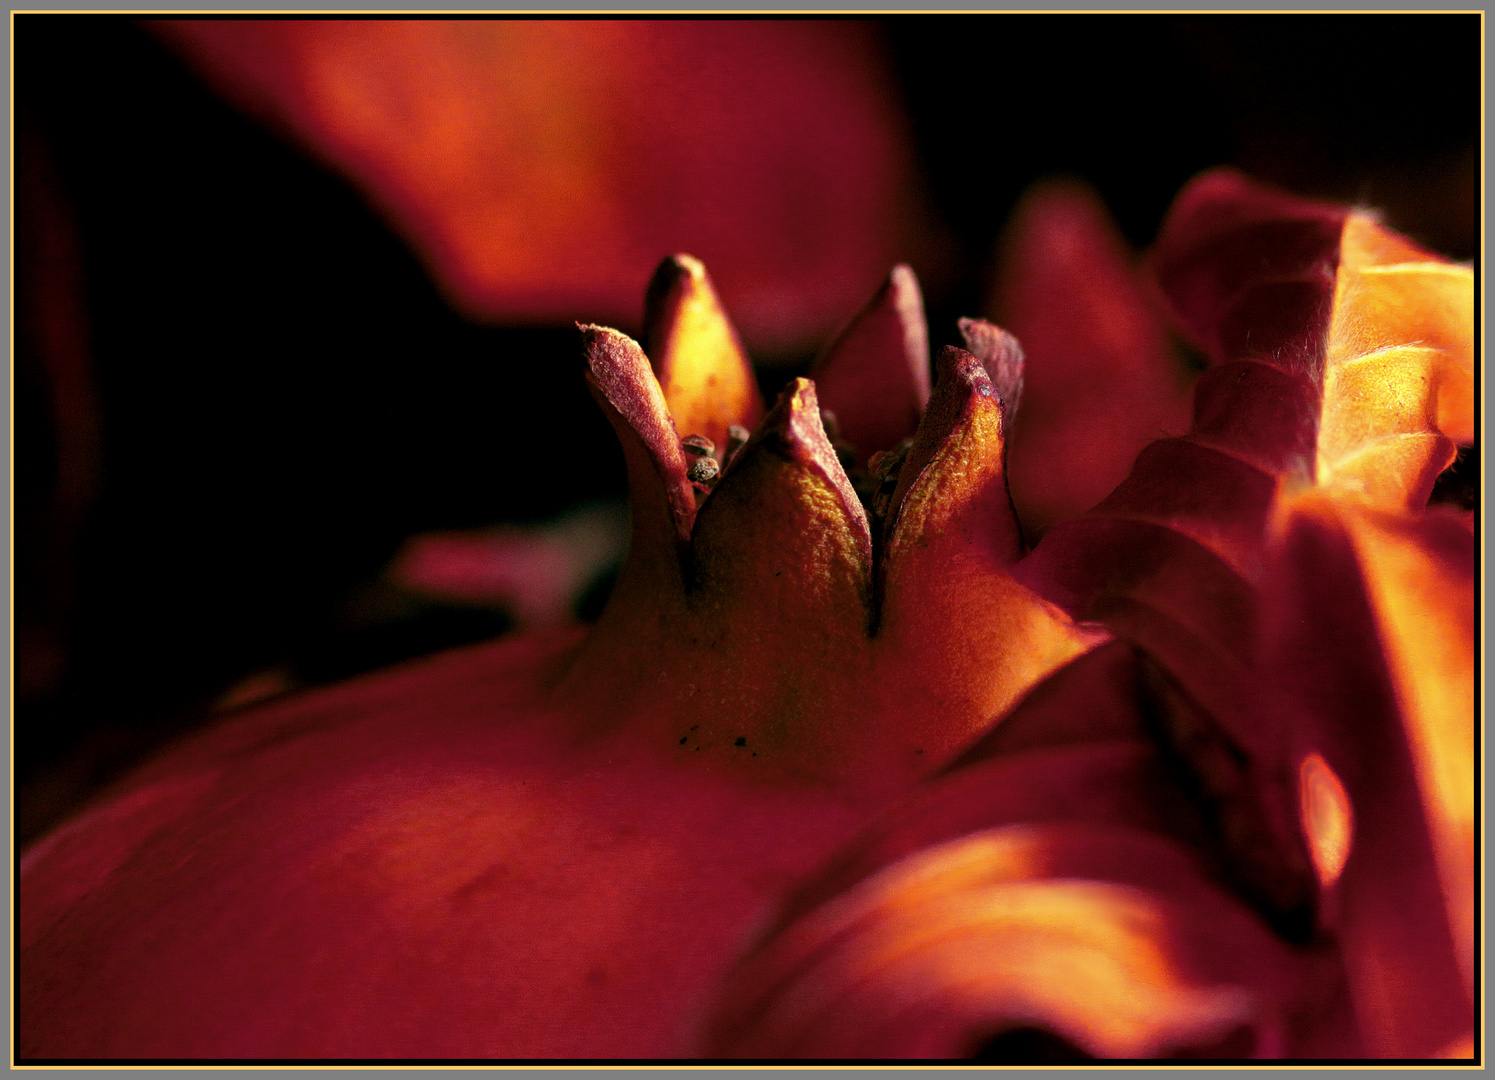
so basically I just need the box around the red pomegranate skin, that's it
[20,630,896,1058]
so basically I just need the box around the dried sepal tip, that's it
[956,317,1024,421]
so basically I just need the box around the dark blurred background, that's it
[13,15,1480,844]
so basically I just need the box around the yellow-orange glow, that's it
[1319,215,1474,507]
[643,255,764,456]
[708,824,1302,1058]
[1342,503,1476,990]
[1298,752,1353,887]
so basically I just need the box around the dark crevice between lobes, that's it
[1135,651,1318,944]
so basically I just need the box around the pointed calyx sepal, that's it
[809,263,931,468]
[883,344,1019,557]
[655,377,875,781]
[691,377,873,612]
[562,325,698,722]
[873,344,1095,774]
[579,324,696,551]
[642,254,764,457]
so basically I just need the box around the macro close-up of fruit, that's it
[13,14,1478,1065]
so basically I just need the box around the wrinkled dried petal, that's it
[1014,173,1469,745]
[1316,216,1473,507]
[1147,169,1347,373]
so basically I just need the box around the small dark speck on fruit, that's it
[751,752,757,757]
[735,737,747,747]
[690,724,699,731]
[694,746,701,751]
[774,571,782,577]
[679,736,688,745]
[916,748,925,754]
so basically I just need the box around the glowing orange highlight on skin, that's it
[1298,752,1352,887]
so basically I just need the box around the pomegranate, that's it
[19,172,1473,1060]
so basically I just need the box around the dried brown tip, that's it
[809,264,932,466]
[958,317,1025,422]
[687,455,720,485]
[643,254,764,457]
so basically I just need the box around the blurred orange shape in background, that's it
[149,19,939,353]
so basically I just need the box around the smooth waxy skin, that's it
[20,632,886,1057]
